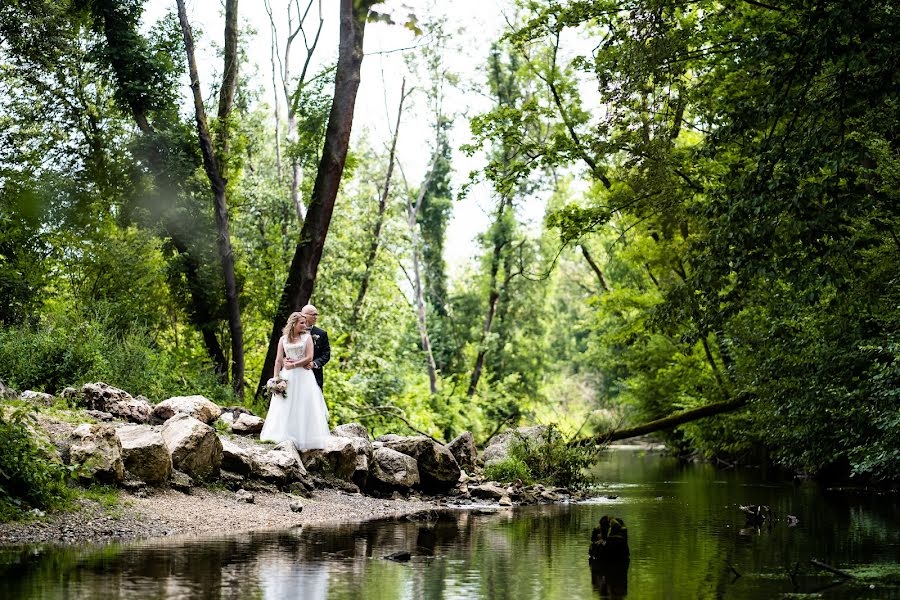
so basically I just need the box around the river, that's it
[1,446,897,599]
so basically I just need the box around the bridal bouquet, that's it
[266,376,288,398]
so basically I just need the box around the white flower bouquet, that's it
[266,376,288,398]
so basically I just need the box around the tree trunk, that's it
[257,0,374,397]
[580,245,611,292]
[467,200,511,396]
[177,0,245,397]
[571,395,749,446]
[406,173,440,395]
[350,79,407,329]
[216,0,239,165]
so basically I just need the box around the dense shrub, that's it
[486,426,595,489]
[0,406,73,521]
[0,308,238,404]
[483,455,533,484]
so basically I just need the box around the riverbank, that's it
[1,384,596,546]
[0,486,442,545]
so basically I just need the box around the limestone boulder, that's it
[252,444,309,487]
[446,431,478,471]
[469,483,506,500]
[20,390,54,406]
[78,382,152,424]
[161,413,222,479]
[153,395,222,425]
[231,413,264,435]
[0,379,17,400]
[368,447,419,492]
[481,426,561,467]
[332,423,370,440]
[116,425,172,485]
[220,438,255,475]
[300,436,357,481]
[69,423,124,483]
[379,435,460,492]
[342,436,374,489]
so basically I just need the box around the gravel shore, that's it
[0,487,441,546]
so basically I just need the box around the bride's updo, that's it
[282,311,307,341]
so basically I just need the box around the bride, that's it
[260,311,331,449]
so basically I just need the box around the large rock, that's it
[332,423,370,440]
[379,436,460,492]
[481,426,561,467]
[231,413,264,435]
[220,438,255,475]
[252,443,309,487]
[78,382,153,424]
[337,436,374,489]
[0,379,17,400]
[69,423,124,483]
[368,447,419,492]
[20,390,54,406]
[116,425,172,485]
[300,436,357,481]
[153,395,222,425]
[161,413,222,479]
[446,431,478,471]
[469,482,506,500]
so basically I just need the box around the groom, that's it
[301,304,330,390]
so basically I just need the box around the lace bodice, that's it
[283,334,309,360]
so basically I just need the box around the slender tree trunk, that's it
[411,237,439,394]
[177,0,245,397]
[351,79,407,328]
[257,0,374,397]
[403,148,441,395]
[467,199,511,396]
[217,0,239,163]
[580,245,611,292]
[270,29,283,180]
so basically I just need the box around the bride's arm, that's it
[274,337,286,375]
[294,336,314,368]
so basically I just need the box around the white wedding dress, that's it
[260,333,330,449]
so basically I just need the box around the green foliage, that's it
[500,426,594,489]
[483,456,533,485]
[0,407,73,521]
[0,307,237,403]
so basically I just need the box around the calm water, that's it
[1,448,898,599]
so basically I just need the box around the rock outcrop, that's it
[153,395,222,425]
[220,438,255,475]
[231,413,264,435]
[252,442,309,487]
[116,425,172,485]
[378,435,460,492]
[69,423,125,483]
[446,431,478,471]
[332,423,370,440]
[20,390,54,406]
[368,447,420,492]
[161,413,222,479]
[301,436,358,481]
[78,382,153,424]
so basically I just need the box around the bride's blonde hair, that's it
[282,311,307,341]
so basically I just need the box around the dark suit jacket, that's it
[309,325,330,389]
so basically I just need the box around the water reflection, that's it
[1,449,898,599]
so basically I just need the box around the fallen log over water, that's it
[570,395,749,447]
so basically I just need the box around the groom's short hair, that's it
[301,304,318,315]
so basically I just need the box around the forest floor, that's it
[0,486,442,545]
